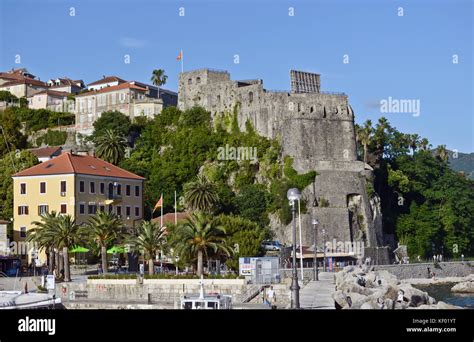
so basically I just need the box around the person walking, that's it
[267,286,276,309]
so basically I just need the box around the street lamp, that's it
[322,228,327,272]
[312,218,319,281]
[287,188,301,309]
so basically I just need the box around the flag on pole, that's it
[177,49,184,73]
[153,194,163,213]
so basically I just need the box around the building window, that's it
[126,206,131,218]
[38,205,49,215]
[135,206,140,217]
[79,181,85,193]
[108,204,113,214]
[18,206,29,215]
[135,185,140,197]
[60,181,67,193]
[79,203,85,214]
[60,204,67,214]
[40,182,46,194]
[20,183,26,195]
[249,92,254,103]
[100,182,105,194]
[99,204,105,212]
[117,184,122,196]
[188,78,192,85]
[20,227,27,238]
[88,204,97,215]
[126,185,131,196]
[90,182,95,194]
[196,77,201,84]
[116,206,122,217]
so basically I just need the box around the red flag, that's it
[176,50,183,61]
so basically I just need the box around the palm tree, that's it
[128,221,167,275]
[83,211,123,275]
[420,138,430,151]
[94,129,127,165]
[33,214,80,282]
[409,134,421,154]
[150,69,168,97]
[184,175,220,214]
[356,120,373,164]
[28,212,59,274]
[436,145,449,162]
[174,212,231,276]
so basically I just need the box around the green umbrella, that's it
[107,246,126,254]
[70,246,90,253]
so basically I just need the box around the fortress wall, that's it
[178,69,383,250]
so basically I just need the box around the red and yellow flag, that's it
[176,50,183,61]
[153,194,163,213]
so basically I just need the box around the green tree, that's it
[90,111,131,141]
[356,120,373,164]
[150,69,168,87]
[436,145,449,163]
[0,108,28,157]
[174,212,231,276]
[83,211,123,274]
[128,221,167,275]
[27,212,59,274]
[94,129,127,165]
[184,175,220,214]
[233,184,268,227]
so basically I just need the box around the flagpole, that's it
[298,199,303,280]
[160,193,163,228]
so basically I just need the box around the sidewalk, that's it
[300,272,335,309]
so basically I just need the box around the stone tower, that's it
[178,68,385,257]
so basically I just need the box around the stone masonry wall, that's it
[178,69,384,251]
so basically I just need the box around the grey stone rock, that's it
[451,281,474,293]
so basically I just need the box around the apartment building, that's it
[27,89,73,112]
[47,77,85,94]
[12,152,144,265]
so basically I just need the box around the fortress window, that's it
[188,78,192,85]
[217,95,221,103]
[310,106,314,113]
[196,77,201,84]
[297,103,301,112]
[249,92,254,103]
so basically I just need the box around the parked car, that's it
[262,241,281,251]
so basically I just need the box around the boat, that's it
[0,291,61,309]
[180,277,232,310]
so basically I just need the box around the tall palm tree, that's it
[35,214,80,282]
[83,211,123,275]
[436,145,449,162]
[28,212,58,274]
[420,138,430,151]
[184,175,220,214]
[174,212,231,276]
[409,134,421,154]
[150,69,168,97]
[128,221,167,275]
[94,129,127,165]
[356,120,373,164]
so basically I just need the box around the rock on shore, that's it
[332,266,461,309]
[451,275,474,293]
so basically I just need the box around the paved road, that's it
[300,272,335,309]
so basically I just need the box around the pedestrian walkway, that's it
[300,272,335,309]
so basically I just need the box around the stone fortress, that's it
[178,68,387,260]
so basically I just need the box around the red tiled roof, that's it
[76,82,147,97]
[30,89,70,98]
[27,146,62,158]
[87,76,126,86]
[0,78,47,87]
[151,212,190,226]
[13,152,144,180]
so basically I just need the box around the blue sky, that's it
[1,0,472,152]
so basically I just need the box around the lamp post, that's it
[322,228,327,272]
[312,218,319,281]
[287,188,301,309]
